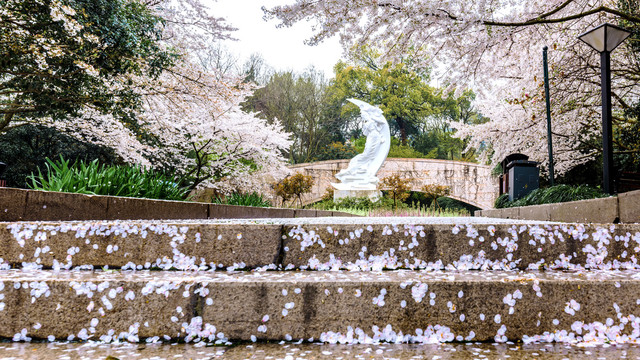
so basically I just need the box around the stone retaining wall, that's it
[475,189,640,223]
[0,188,355,221]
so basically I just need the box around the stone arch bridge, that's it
[285,158,500,210]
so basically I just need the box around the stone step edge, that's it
[1,269,640,344]
[1,221,639,271]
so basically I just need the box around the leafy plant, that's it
[211,192,272,207]
[28,156,190,201]
[494,194,511,208]
[380,174,412,209]
[495,184,607,208]
[422,184,451,209]
[274,173,314,208]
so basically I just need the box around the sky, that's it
[208,0,344,76]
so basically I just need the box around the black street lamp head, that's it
[578,23,631,53]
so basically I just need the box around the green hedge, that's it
[495,184,607,208]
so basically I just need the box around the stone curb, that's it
[0,188,351,222]
[476,189,640,224]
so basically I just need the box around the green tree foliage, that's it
[353,136,426,159]
[412,89,488,161]
[243,69,332,164]
[326,50,487,161]
[0,125,120,188]
[0,0,176,132]
[327,53,435,145]
[314,141,359,162]
[615,0,640,174]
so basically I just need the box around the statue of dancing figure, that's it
[333,99,390,191]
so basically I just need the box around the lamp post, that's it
[578,23,631,195]
[543,46,554,186]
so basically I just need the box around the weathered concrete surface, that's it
[23,190,109,221]
[476,190,640,224]
[281,223,640,271]
[4,342,640,360]
[106,196,209,220]
[281,158,499,210]
[0,188,352,221]
[2,270,640,343]
[0,221,282,269]
[2,220,640,270]
[549,196,620,223]
[619,190,640,224]
[0,187,27,221]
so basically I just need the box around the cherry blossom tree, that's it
[3,0,292,193]
[263,0,640,175]
[51,60,292,193]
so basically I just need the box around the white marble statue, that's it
[332,99,390,193]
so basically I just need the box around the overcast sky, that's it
[209,0,344,76]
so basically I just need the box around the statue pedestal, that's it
[332,183,381,202]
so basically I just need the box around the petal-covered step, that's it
[2,219,640,271]
[281,221,640,271]
[0,221,282,270]
[2,269,640,344]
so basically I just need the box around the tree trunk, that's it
[0,113,14,133]
[397,118,407,145]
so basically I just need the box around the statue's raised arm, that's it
[332,99,390,199]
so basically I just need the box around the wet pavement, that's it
[2,342,640,360]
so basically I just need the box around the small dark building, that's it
[499,154,540,201]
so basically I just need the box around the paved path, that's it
[2,342,639,359]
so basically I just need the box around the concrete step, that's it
[2,219,640,271]
[2,269,640,344]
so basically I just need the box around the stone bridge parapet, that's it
[282,158,499,209]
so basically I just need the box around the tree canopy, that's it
[0,0,177,132]
[264,0,640,175]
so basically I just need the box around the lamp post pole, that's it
[600,50,614,194]
[543,46,555,186]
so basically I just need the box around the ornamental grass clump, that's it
[28,156,190,201]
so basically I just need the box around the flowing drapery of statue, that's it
[332,99,390,201]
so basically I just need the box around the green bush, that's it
[0,125,120,188]
[313,196,398,211]
[494,193,510,208]
[28,157,190,201]
[211,192,272,207]
[495,184,607,208]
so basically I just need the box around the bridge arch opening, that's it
[300,190,481,215]
[405,191,481,214]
